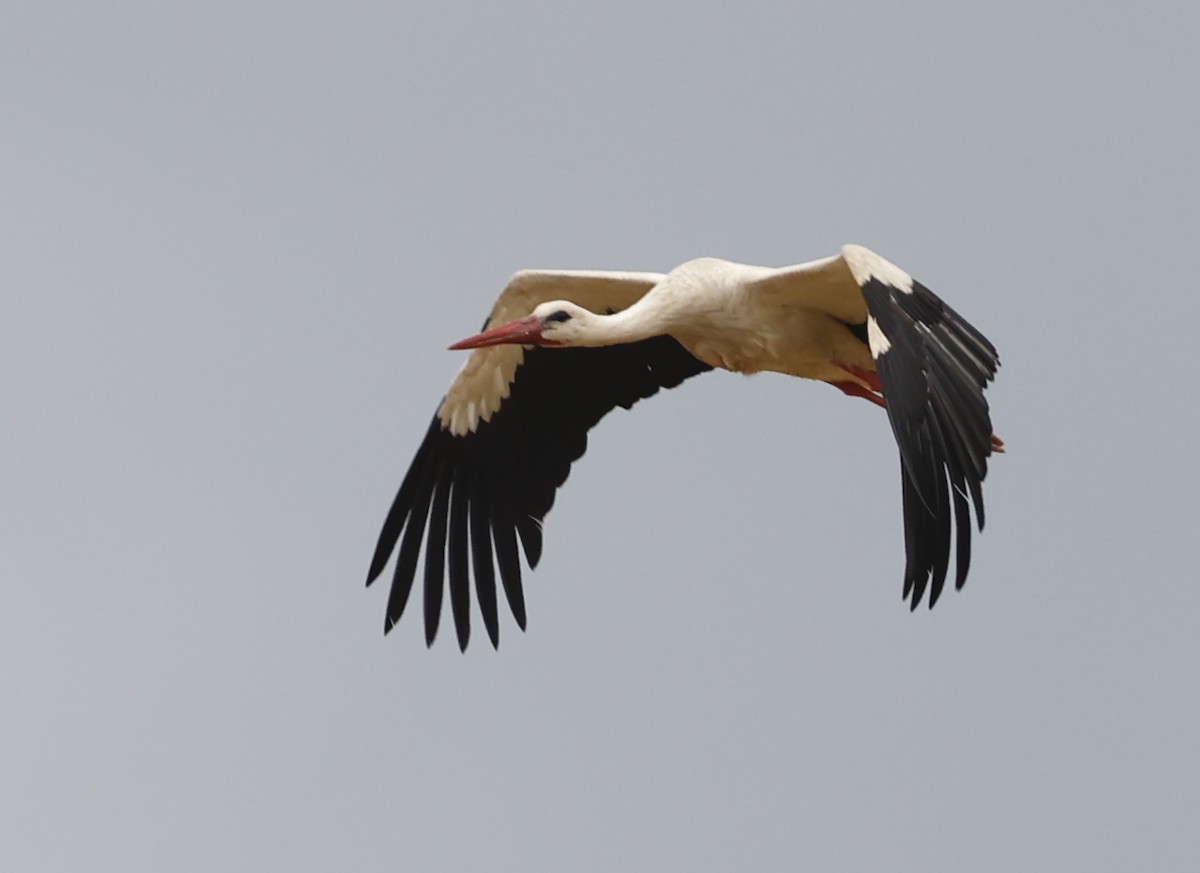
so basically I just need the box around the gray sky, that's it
[5,2,1199,870]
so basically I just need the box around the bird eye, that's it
[544,310,571,324]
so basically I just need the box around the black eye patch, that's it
[544,310,572,324]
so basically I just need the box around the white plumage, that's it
[368,245,1003,650]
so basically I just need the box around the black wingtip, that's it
[371,337,712,647]
[365,549,391,588]
[863,267,999,615]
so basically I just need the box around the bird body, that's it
[368,245,1002,650]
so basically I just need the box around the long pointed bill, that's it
[448,316,544,350]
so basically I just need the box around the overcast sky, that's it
[5,2,1199,870]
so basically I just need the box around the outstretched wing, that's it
[753,245,1001,608]
[366,270,712,650]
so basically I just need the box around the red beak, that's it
[448,315,545,350]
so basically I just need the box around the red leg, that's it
[835,364,1006,454]
[832,364,886,408]
[839,364,882,393]
[830,380,887,409]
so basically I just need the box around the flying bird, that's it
[367,245,1002,650]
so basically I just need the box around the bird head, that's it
[448,301,595,349]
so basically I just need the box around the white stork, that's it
[367,245,1002,650]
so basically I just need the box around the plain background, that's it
[5,2,1198,870]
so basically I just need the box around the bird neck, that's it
[577,303,669,347]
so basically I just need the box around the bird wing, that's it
[750,245,1001,609]
[366,269,712,650]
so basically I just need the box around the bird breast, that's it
[677,307,870,380]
